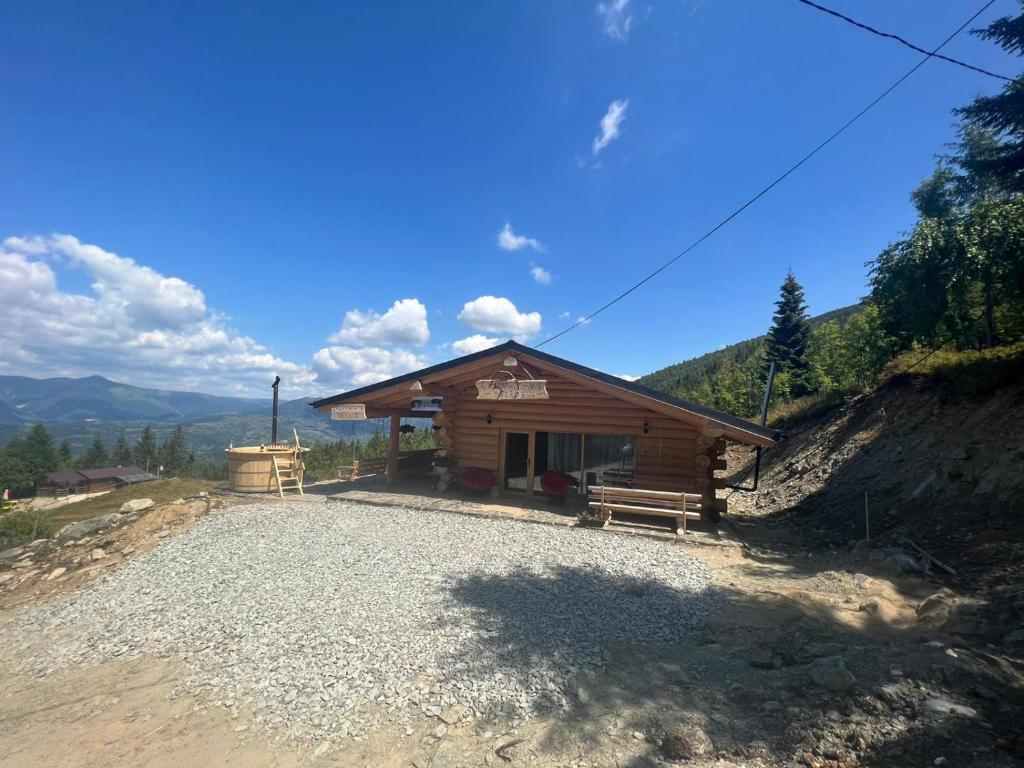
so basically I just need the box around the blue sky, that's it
[0,1,1017,397]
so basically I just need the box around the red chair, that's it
[457,466,496,492]
[539,470,579,498]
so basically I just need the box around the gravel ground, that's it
[2,501,717,745]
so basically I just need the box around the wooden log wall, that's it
[444,368,727,508]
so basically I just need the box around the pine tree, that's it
[20,424,58,485]
[765,271,813,397]
[81,437,110,469]
[133,426,158,471]
[159,425,190,475]
[113,433,132,466]
[0,448,33,497]
[57,439,74,469]
[954,4,1024,194]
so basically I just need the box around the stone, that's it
[750,645,782,669]
[90,548,107,561]
[0,546,24,560]
[809,657,856,692]
[120,498,155,514]
[57,513,122,542]
[922,698,977,718]
[45,567,67,581]
[877,683,902,704]
[437,705,462,725]
[884,551,923,575]
[661,724,714,760]
[803,642,845,658]
[429,753,456,768]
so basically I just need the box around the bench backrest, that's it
[591,485,703,511]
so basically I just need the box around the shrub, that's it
[884,341,1024,396]
[0,511,54,542]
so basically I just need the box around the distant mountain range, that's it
[0,374,268,424]
[0,375,389,457]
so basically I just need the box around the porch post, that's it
[387,414,401,484]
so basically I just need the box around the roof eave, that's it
[309,340,779,445]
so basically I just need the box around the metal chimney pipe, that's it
[271,376,281,445]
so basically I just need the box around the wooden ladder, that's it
[272,455,304,498]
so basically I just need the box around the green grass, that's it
[0,511,54,542]
[885,341,1024,396]
[44,477,219,529]
[767,389,847,429]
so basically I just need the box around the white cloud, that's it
[458,296,542,339]
[596,0,632,41]
[530,265,552,285]
[613,373,641,382]
[328,298,430,346]
[497,222,543,252]
[311,346,426,388]
[451,335,502,356]
[577,316,592,325]
[592,99,629,155]
[558,311,571,320]
[0,235,315,396]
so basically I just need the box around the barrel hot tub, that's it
[226,445,305,493]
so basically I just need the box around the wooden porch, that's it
[302,475,739,547]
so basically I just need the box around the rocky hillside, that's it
[727,351,1024,628]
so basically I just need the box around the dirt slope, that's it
[727,370,1024,640]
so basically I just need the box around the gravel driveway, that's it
[4,501,717,744]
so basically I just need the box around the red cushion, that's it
[540,471,579,497]
[458,466,496,491]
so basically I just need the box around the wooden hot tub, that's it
[225,445,305,493]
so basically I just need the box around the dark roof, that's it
[44,470,89,486]
[77,466,147,481]
[310,340,779,443]
[115,472,156,484]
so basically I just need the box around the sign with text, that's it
[411,396,443,412]
[475,378,549,400]
[330,404,367,420]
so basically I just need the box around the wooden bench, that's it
[588,485,702,535]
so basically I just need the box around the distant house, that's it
[39,466,156,496]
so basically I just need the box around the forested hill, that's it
[639,303,862,409]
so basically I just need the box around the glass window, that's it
[584,434,635,489]
[533,432,582,492]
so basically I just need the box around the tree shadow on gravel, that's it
[446,565,1024,767]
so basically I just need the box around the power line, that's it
[538,0,1001,349]
[796,0,1013,82]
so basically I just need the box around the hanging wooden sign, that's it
[411,395,443,412]
[331,404,367,420]
[475,378,549,400]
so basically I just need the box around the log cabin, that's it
[310,341,778,520]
